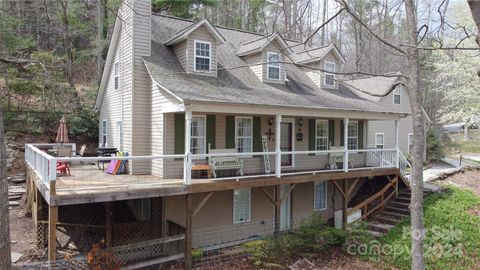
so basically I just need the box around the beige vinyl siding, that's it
[262,41,286,83]
[130,0,152,174]
[173,40,188,72]
[367,85,413,154]
[243,52,263,82]
[99,30,124,149]
[185,25,217,76]
[164,180,366,247]
[162,114,368,178]
[302,51,340,90]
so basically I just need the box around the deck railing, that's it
[24,143,401,191]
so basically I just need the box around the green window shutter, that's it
[206,115,216,151]
[340,120,344,147]
[252,116,261,152]
[328,120,335,148]
[174,113,185,154]
[225,115,235,149]
[309,119,316,155]
[358,120,364,149]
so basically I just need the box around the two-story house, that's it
[25,0,419,268]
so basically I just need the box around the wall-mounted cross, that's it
[265,128,274,142]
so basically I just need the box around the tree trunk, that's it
[321,0,327,45]
[404,0,425,269]
[97,0,106,83]
[0,105,12,270]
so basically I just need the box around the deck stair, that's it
[366,189,429,237]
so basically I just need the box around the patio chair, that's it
[56,162,71,176]
[328,146,344,169]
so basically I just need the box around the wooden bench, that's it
[208,145,244,178]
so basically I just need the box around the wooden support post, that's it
[342,179,348,231]
[280,184,296,203]
[333,180,345,198]
[48,205,58,262]
[261,187,277,207]
[105,202,113,249]
[274,185,280,234]
[395,174,399,198]
[184,194,192,270]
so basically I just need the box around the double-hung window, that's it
[408,133,413,154]
[315,120,329,151]
[235,117,252,153]
[375,133,384,149]
[114,62,120,90]
[191,115,206,155]
[267,52,280,80]
[101,120,107,147]
[233,188,251,223]
[393,87,401,104]
[347,121,358,150]
[194,40,211,72]
[314,182,327,210]
[324,61,336,87]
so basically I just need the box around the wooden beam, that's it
[346,178,360,198]
[280,184,297,203]
[105,202,113,249]
[274,185,280,234]
[261,187,277,207]
[342,179,348,231]
[184,194,192,270]
[192,192,213,217]
[48,205,58,261]
[332,180,346,198]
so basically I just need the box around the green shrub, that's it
[426,129,445,162]
[191,248,203,261]
[243,215,346,268]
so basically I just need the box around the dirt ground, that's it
[440,168,480,196]
[9,188,46,263]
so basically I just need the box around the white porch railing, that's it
[24,143,402,191]
[398,150,412,180]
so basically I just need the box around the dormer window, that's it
[393,87,401,104]
[194,40,211,72]
[324,61,336,87]
[267,52,281,80]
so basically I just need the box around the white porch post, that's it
[395,119,399,168]
[344,118,349,172]
[275,115,282,178]
[184,109,192,185]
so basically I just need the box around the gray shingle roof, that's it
[145,14,409,115]
[342,75,402,102]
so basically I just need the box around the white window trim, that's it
[348,120,358,150]
[116,121,123,151]
[408,133,413,154]
[191,115,206,158]
[281,118,295,168]
[101,120,107,147]
[314,181,327,211]
[315,119,329,152]
[323,61,336,88]
[114,62,120,90]
[193,40,212,73]
[233,188,251,224]
[235,116,253,155]
[393,87,402,105]
[375,133,384,149]
[267,51,281,80]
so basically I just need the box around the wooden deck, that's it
[29,163,400,206]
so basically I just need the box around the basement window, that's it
[233,188,251,223]
[314,182,327,210]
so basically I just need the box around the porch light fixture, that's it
[268,117,274,126]
[298,118,303,127]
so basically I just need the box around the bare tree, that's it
[0,106,11,269]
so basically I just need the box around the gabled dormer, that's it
[165,18,226,77]
[294,44,346,90]
[238,33,293,84]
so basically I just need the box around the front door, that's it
[280,119,294,167]
[280,184,291,231]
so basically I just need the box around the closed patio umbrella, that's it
[55,116,69,144]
